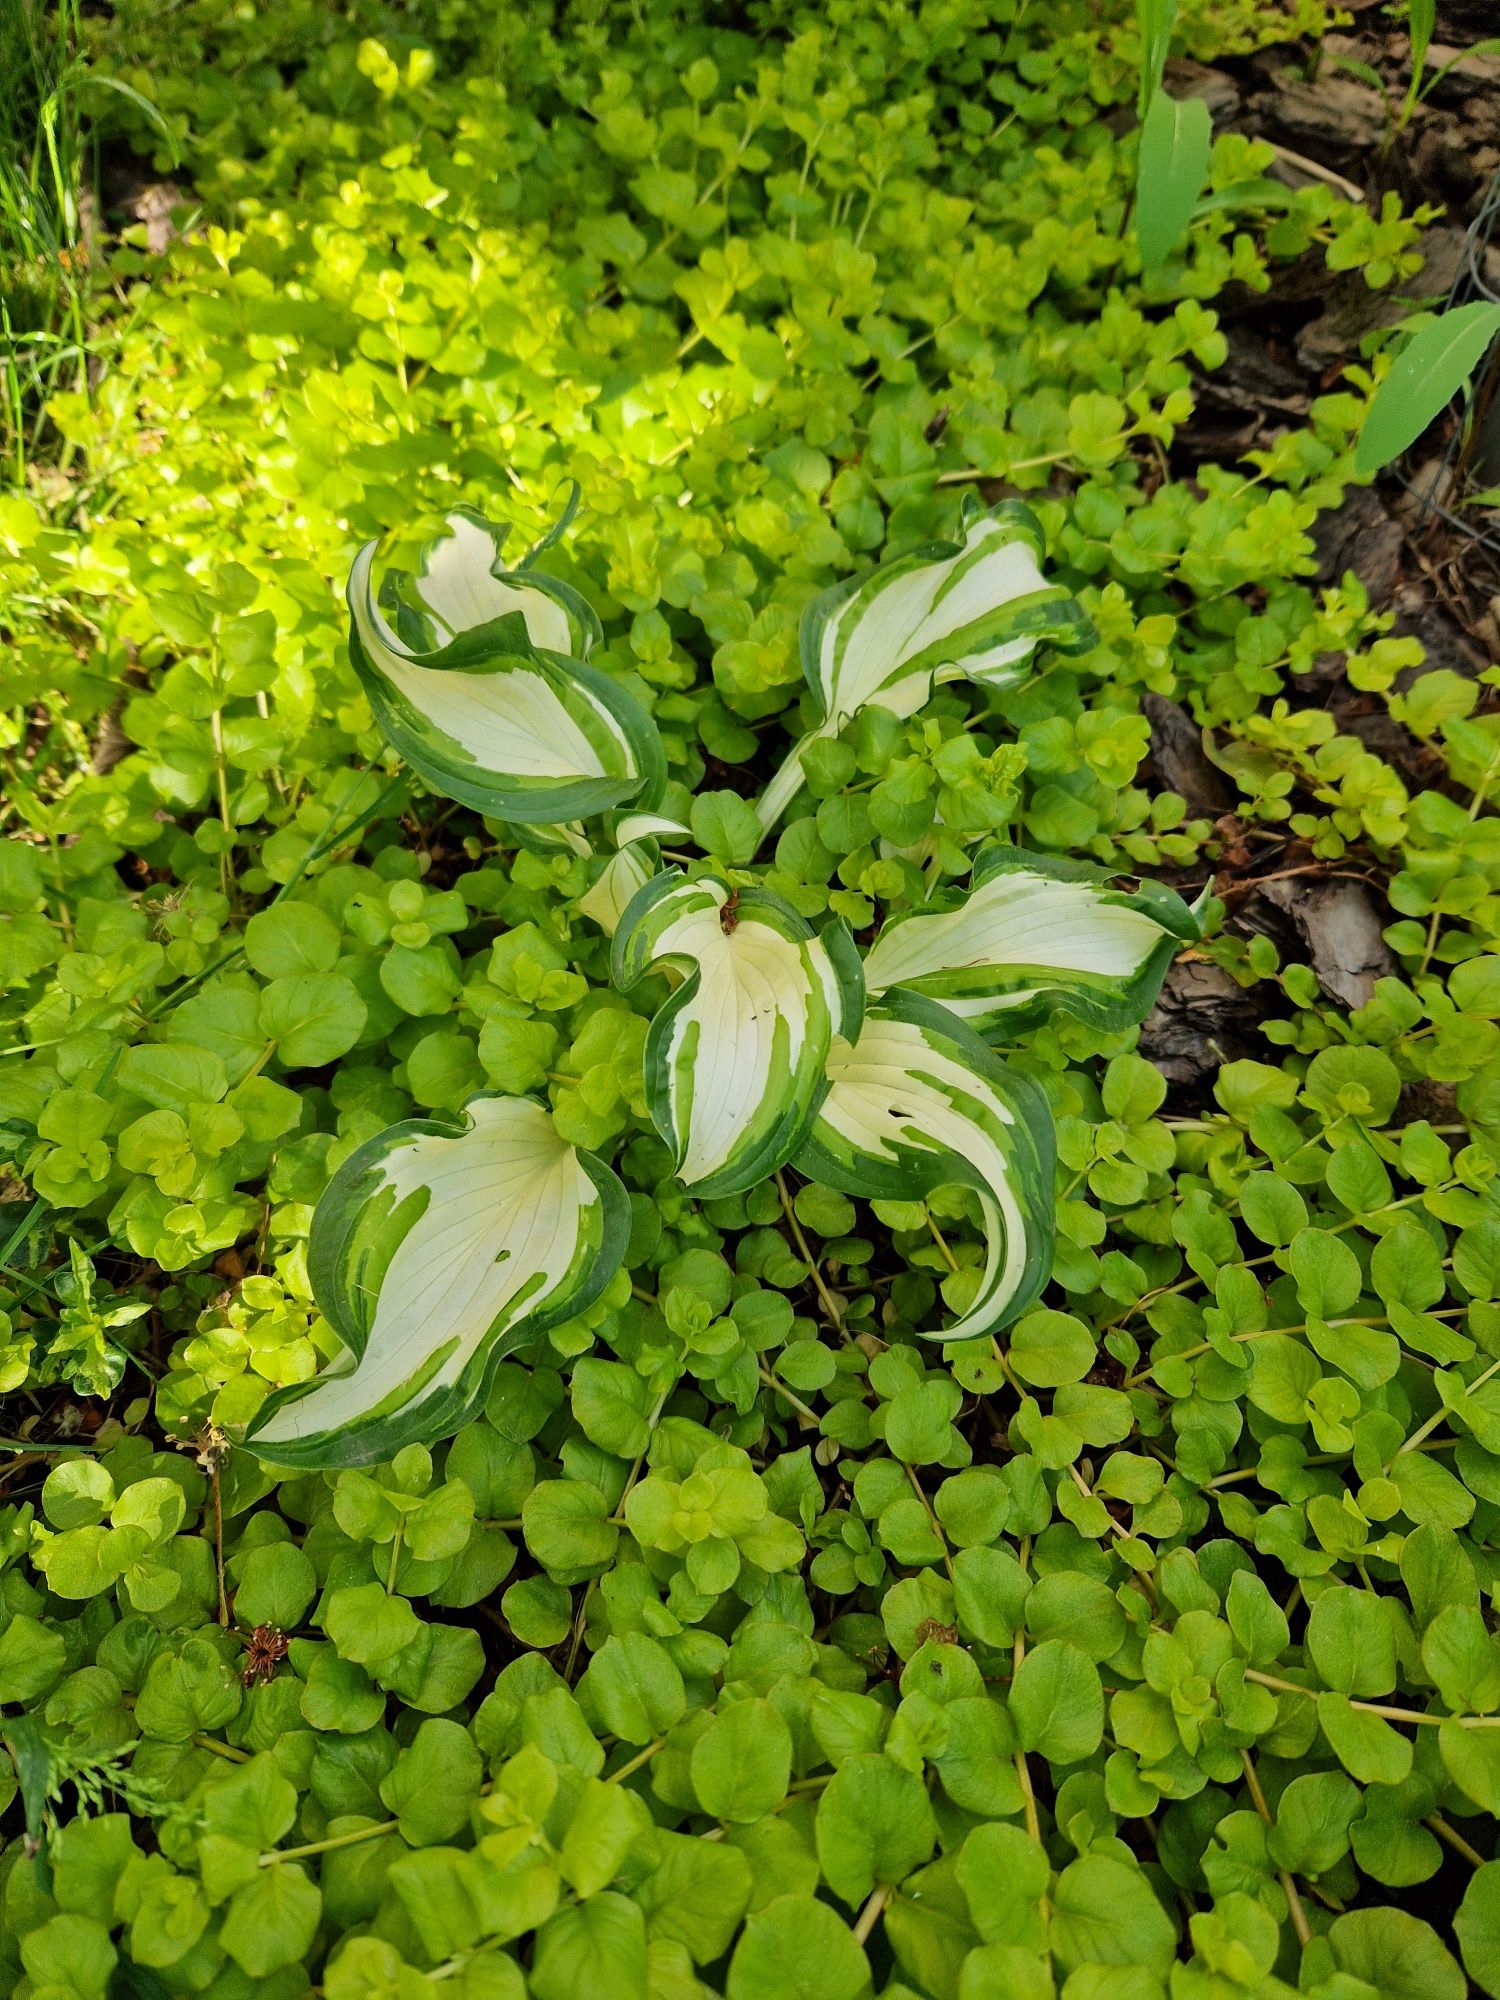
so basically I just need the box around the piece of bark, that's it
[1257,875,1395,1009]
[1391,585,1490,682]
[1311,486,1405,609]
[1248,244,1349,312]
[1179,325,1309,461]
[1389,454,1459,528]
[1435,0,1497,31]
[1218,326,1310,410]
[1408,123,1500,217]
[91,708,131,777]
[1297,227,1500,372]
[1141,693,1235,818]
[1266,73,1387,159]
[1140,959,1263,1089]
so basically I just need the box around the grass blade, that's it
[1403,0,1436,115]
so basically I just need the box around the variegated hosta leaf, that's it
[389,509,601,657]
[578,842,654,936]
[348,508,663,823]
[509,820,595,859]
[613,810,693,847]
[578,812,693,937]
[246,1096,628,1468]
[795,991,1055,1341]
[611,870,864,1198]
[757,500,1095,829]
[862,844,1204,1038]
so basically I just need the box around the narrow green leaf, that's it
[1423,36,1500,100]
[1337,53,1390,92]
[3,1714,51,1844]
[1134,0,1180,114]
[1404,0,1435,114]
[1354,302,1500,477]
[1190,176,1296,219]
[1135,89,1212,270]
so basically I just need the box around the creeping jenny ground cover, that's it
[5,0,1500,1993]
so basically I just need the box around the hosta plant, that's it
[247,500,1203,1468]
